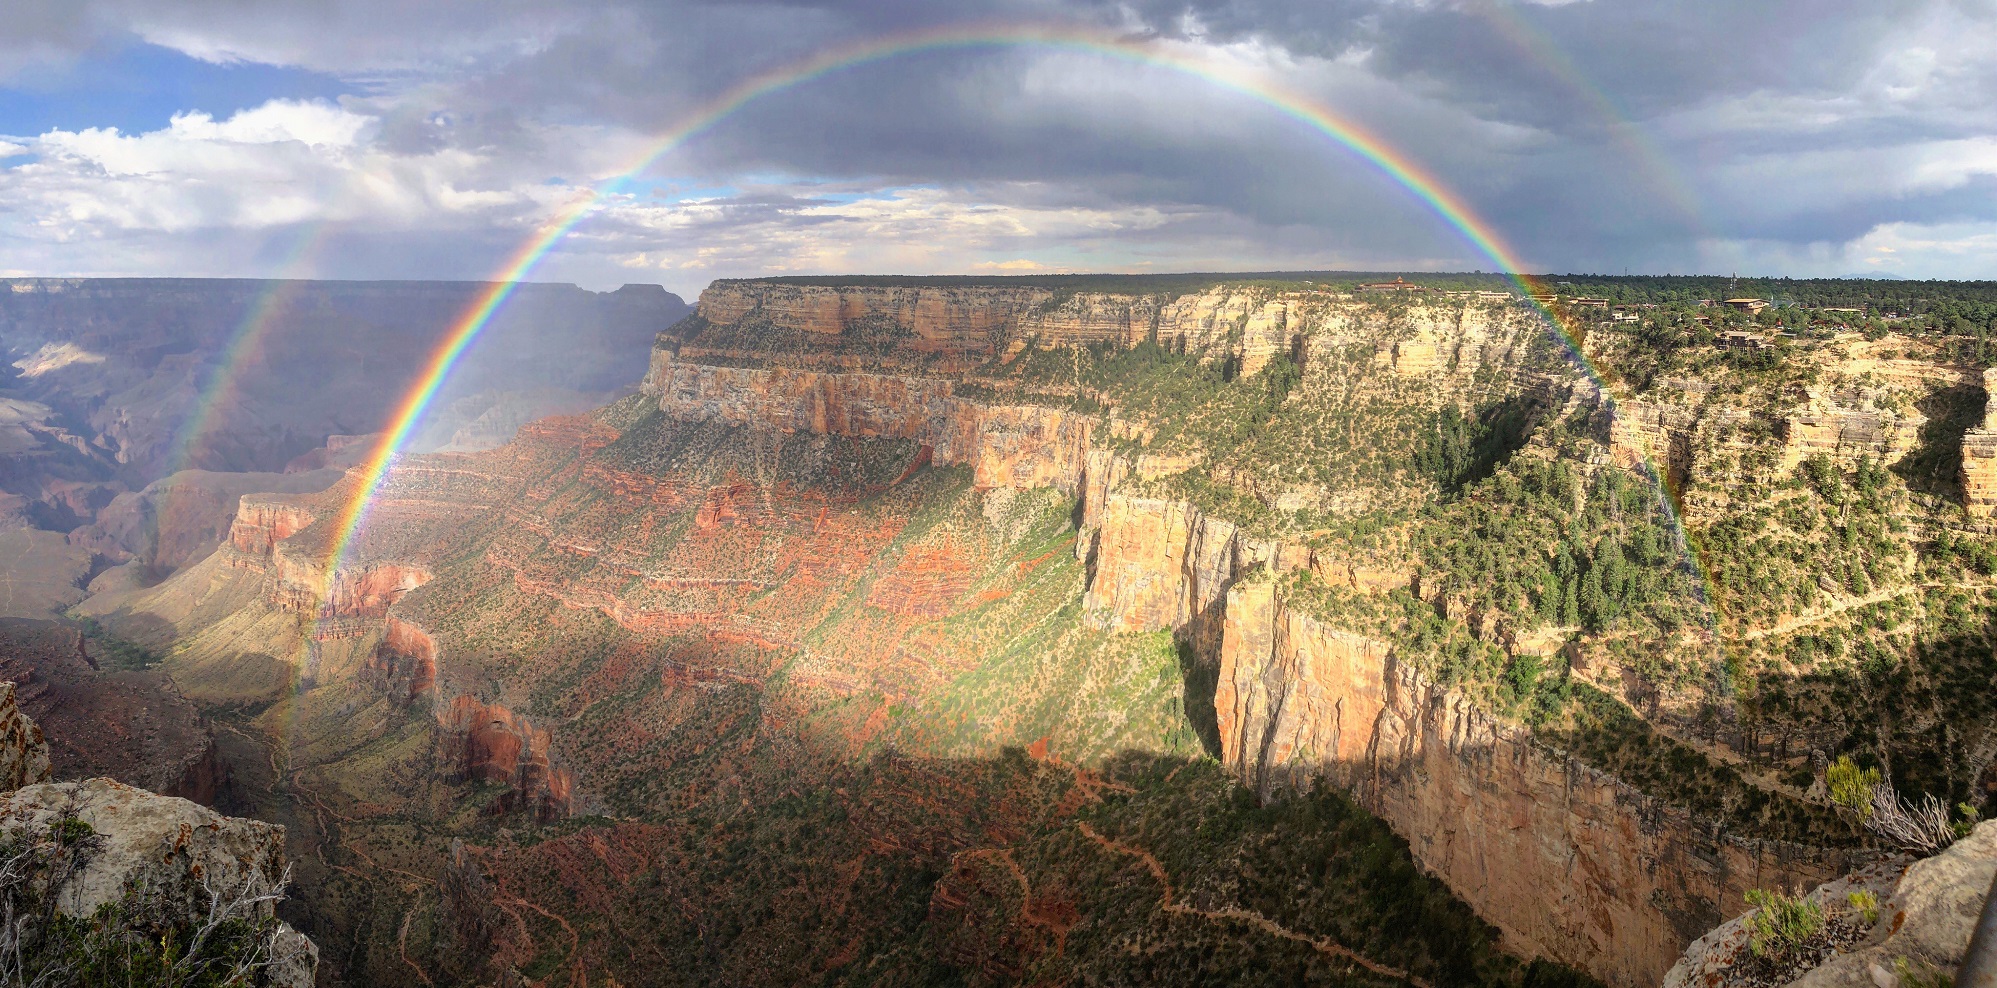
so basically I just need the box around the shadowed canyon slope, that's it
[0,278,687,588]
[75,275,1997,987]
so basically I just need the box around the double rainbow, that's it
[315,22,1701,617]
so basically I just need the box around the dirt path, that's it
[1075,823,1430,987]
[398,901,436,987]
[1735,578,1997,642]
[1737,584,1913,641]
[498,889,585,988]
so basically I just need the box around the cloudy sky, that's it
[0,0,1992,295]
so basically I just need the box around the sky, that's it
[0,0,1992,296]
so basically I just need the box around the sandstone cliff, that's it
[643,349,1100,494]
[1213,580,1854,986]
[1962,368,1997,519]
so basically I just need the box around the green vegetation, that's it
[0,815,299,987]
[1742,887,1824,959]
[73,615,163,671]
[1827,756,1880,819]
[1894,956,1957,988]
[1846,889,1879,926]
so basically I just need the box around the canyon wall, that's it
[1609,378,1928,484]
[677,281,1377,373]
[178,279,1879,983]
[643,349,1101,494]
[1963,368,1997,519]
[437,695,573,821]
[1215,582,1854,987]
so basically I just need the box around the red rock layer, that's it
[437,695,573,821]
[642,352,1098,495]
[227,497,318,560]
[363,616,437,703]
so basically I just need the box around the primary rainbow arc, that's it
[315,22,1674,606]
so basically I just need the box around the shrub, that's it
[1846,889,1879,925]
[1743,887,1824,958]
[1826,756,1880,819]
[0,809,302,987]
[1864,784,1961,855]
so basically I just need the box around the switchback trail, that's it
[1075,823,1431,987]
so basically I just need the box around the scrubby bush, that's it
[1743,887,1824,958]
[0,811,301,987]
[1827,755,1881,819]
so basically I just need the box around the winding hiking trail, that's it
[1737,584,1913,641]
[1076,823,1431,987]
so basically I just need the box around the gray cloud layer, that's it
[1,0,1992,291]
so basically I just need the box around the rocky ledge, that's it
[1665,820,1995,988]
[0,666,318,987]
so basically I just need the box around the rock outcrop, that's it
[1214,581,1855,987]
[437,695,573,821]
[1665,821,1995,988]
[0,679,315,987]
[644,350,1097,494]
[1963,369,1997,519]
[1081,495,1253,642]
[0,682,50,791]
[0,779,318,988]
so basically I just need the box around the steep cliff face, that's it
[1081,495,1252,640]
[437,695,573,821]
[69,467,344,573]
[1609,381,1925,484]
[1214,582,1855,986]
[674,281,1489,377]
[366,615,438,702]
[227,494,321,561]
[644,349,1097,493]
[1962,368,1997,518]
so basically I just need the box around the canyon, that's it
[31,276,1995,986]
[0,277,687,578]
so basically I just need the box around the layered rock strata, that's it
[1215,582,1855,986]
[644,350,1100,495]
[1963,368,1997,518]
[438,695,573,820]
[0,682,49,791]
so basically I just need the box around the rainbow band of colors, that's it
[319,21,1662,598]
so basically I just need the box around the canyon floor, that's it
[6,275,1994,987]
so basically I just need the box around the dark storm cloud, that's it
[0,0,1993,282]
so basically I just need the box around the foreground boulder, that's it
[0,673,316,987]
[1665,820,1996,988]
[0,778,318,987]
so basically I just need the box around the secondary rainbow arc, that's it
[312,22,1716,631]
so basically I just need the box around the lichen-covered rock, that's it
[0,777,317,987]
[0,681,51,792]
[1664,820,1996,988]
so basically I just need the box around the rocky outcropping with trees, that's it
[0,676,315,986]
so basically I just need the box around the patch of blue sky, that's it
[0,41,348,139]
